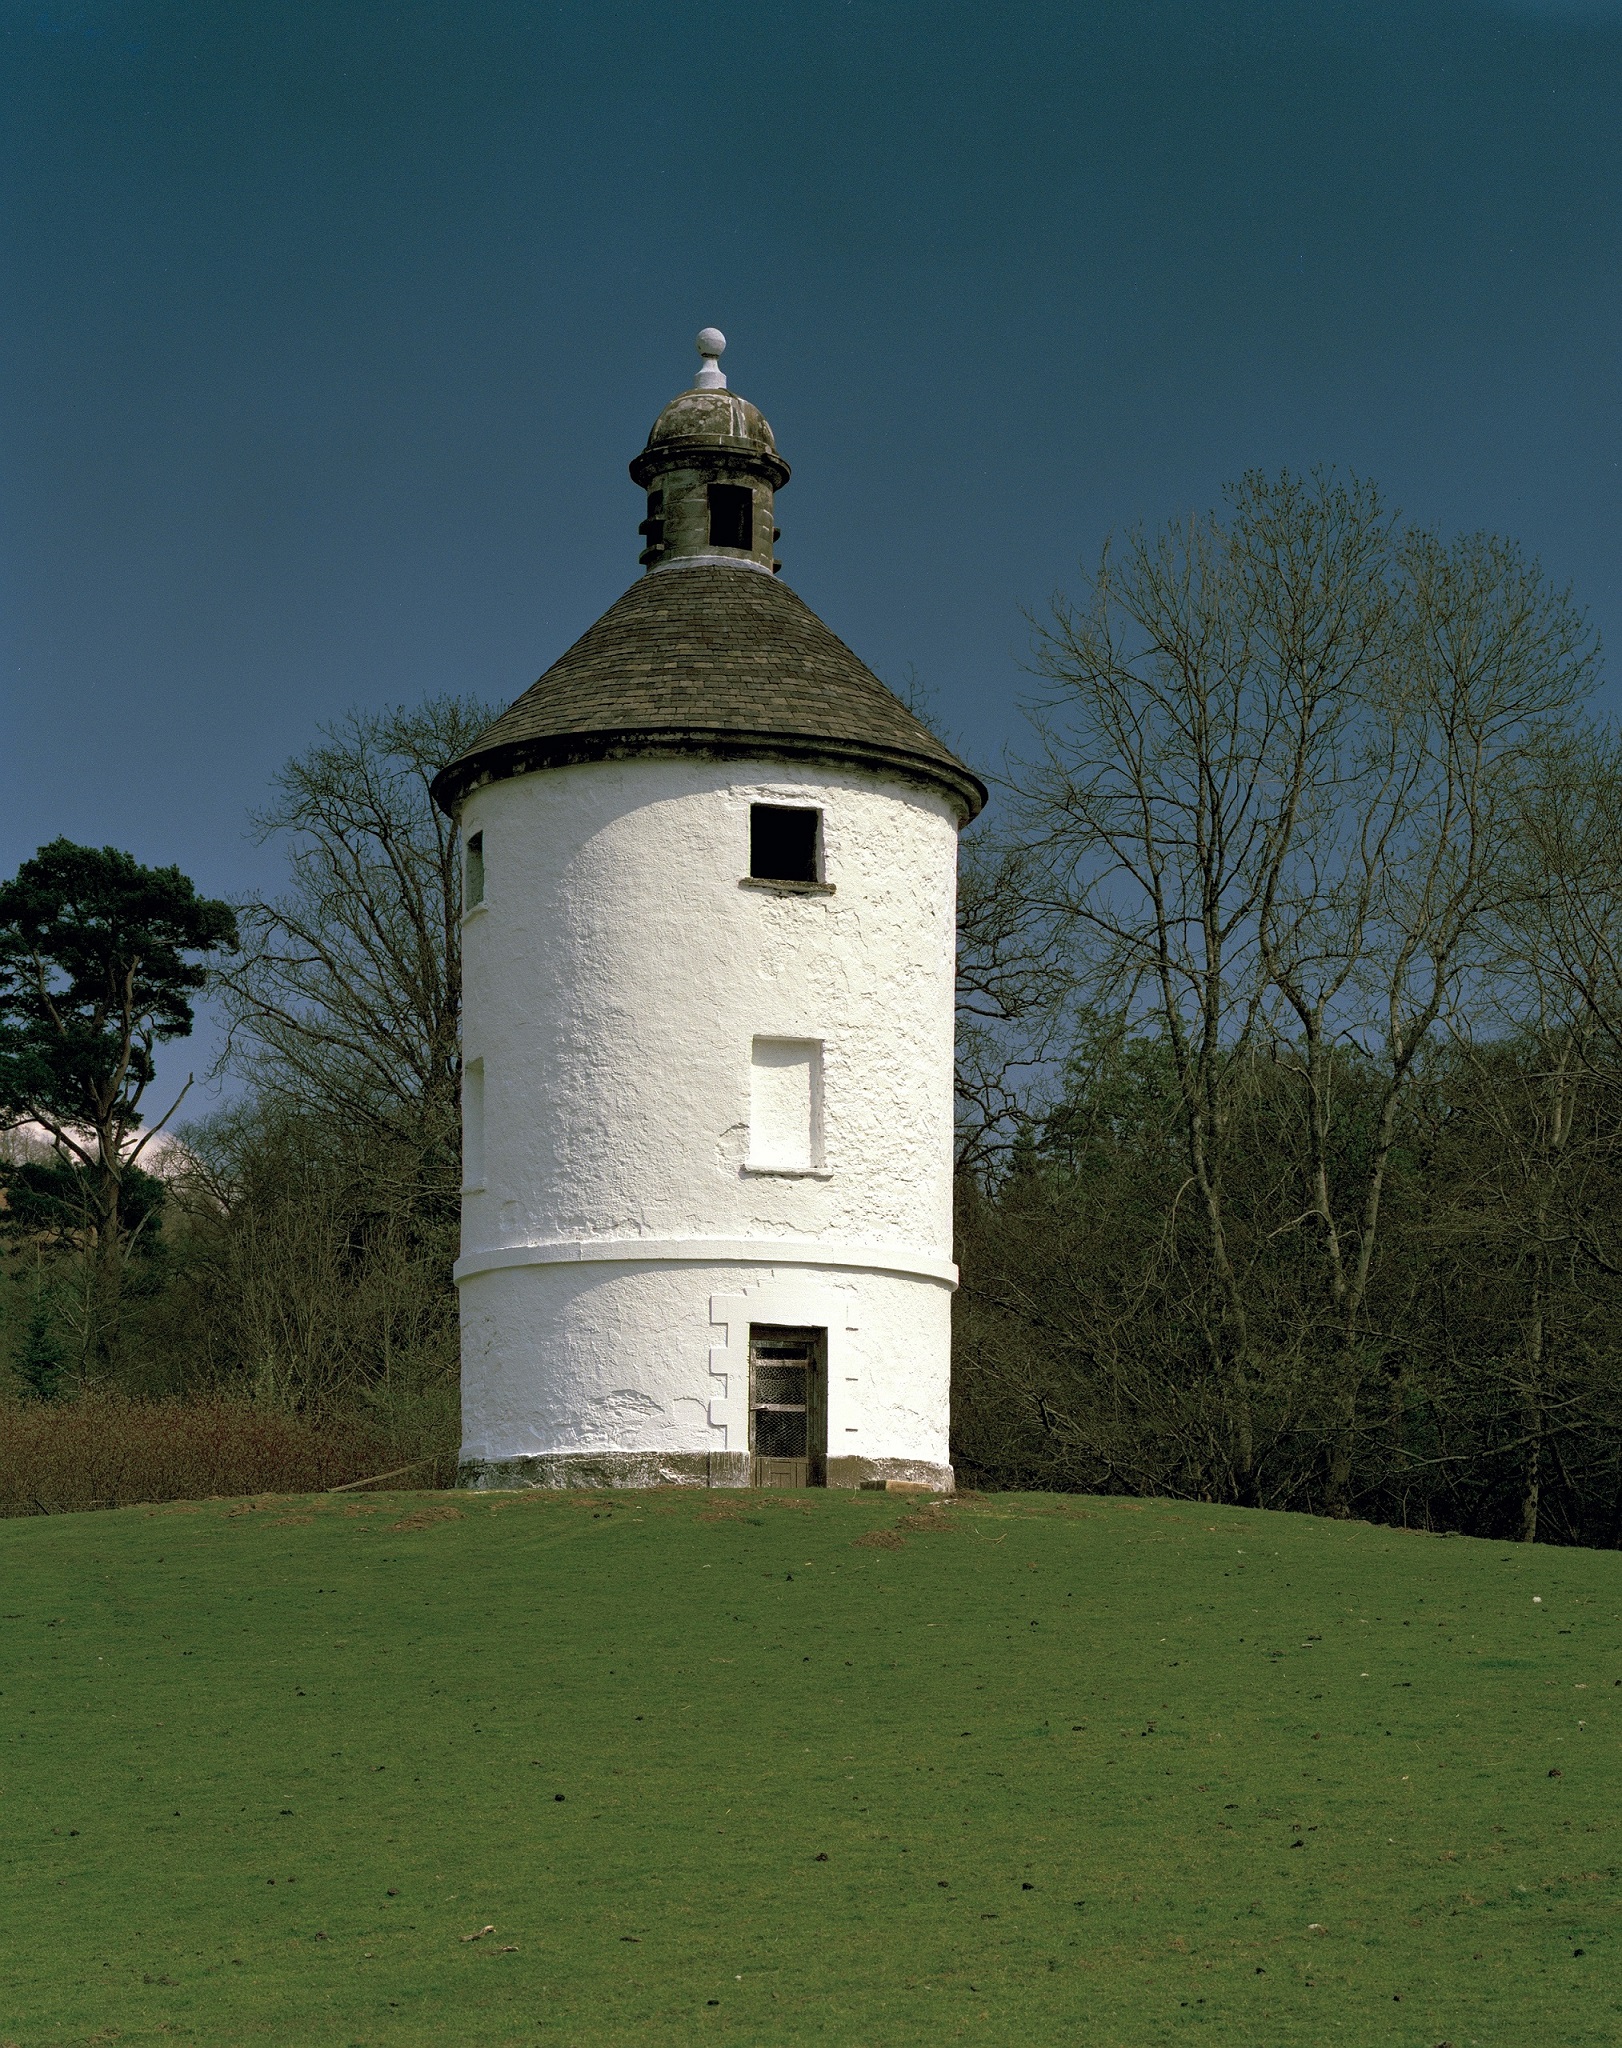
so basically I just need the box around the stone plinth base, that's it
[827,1458,954,1493]
[459,1451,747,1491]
[458,1450,953,1494]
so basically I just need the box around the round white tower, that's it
[432,331,986,1492]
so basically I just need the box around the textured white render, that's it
[455,752,960,1483]
[459,1262,951,1472]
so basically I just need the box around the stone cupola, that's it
[628,330,790,575]
[431,329,985,822]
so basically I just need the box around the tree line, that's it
[953,470,1622,1541]
[3,469,1620,1539]
[0,700,488,1466]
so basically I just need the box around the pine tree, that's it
[14,1296,63,1401]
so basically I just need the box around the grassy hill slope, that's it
[1,1487,1618,2046]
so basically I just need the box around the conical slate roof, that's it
[430,563,987,820]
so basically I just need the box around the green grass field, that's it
[2,1487,1618,2047]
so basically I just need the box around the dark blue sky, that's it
[3,0,1619,1104]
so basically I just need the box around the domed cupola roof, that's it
[629,327,789,489]
[633,387,788,487]
[431,330,985,822]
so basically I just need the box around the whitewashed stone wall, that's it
[456,752,960,1488]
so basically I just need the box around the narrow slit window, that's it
[465,831,485,907]
[462,1059,485,1190]
[750,805,820,884]
[749,1038,822,1172]
[707,482,754,551]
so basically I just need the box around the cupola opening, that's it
[750,804,821,884]
[707,483,753,552]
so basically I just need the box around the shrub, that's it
[0,1394,457,1517]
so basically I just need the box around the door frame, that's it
[747,1322,827,1487]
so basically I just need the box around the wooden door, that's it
[749,1325,826,1487]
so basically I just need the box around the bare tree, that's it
[1007,471,1595,1509]
[954,832,1073,1171]
[1017,472,1396,1498]
[1517,732,1622,1107]
[193,697,492,1425]
[1461,732,1622,1537]
[167,1097,461,1425]
[217,696,493,1195]
[1261,526,1596,1509]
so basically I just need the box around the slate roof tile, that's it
[431,563,986,820]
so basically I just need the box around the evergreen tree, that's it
[0,839,237,1373]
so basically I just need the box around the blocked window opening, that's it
[749,1325,827,1487]
[748,1038,822,1172]
[465,831,485,907]
[750,805,821,884]
[462,1059,485,1190]
[707,482,753,551]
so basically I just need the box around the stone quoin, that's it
[431,329,987,1492]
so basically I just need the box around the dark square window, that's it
[465,830,485,906]
[707,483,754,551]
[750,805,820,883]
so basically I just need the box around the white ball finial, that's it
[695,327,727,390]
